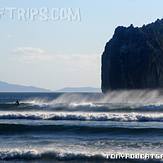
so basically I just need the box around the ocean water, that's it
[0,91,163,163]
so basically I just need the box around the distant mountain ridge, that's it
[56,87,101,92]
[0,81,101,93]
[0,81,50,92]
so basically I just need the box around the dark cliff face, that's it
[102,19,163,93]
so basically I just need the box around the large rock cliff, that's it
[102,19,163,93]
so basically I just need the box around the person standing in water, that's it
[15,100,20,105]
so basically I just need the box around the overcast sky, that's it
[0,0,163,90]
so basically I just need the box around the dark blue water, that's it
[0,92,163,162]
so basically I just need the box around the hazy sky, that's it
[0,0,163,90]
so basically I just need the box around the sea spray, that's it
[21,90,163,107]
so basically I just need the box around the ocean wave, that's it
[1,112,163,122]
[0,123,163,135]
[20,90,163,107]
[20,97,163,112]
[0,148,162,162]
[1,102,163,113]
[2,91,163,112]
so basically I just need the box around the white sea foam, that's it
[1,111,163,122]
[0,147,162,161]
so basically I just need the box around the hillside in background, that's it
[0,81,50,92]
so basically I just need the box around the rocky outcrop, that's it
[102,19,163,93]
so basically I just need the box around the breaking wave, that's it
[0,148,162,162]
[1,112,163,122]
[21,90,163,106]
[2,90,163,113]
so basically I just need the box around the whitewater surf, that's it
[0,91,163,162]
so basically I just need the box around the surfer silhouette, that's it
[15,100,20,105]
